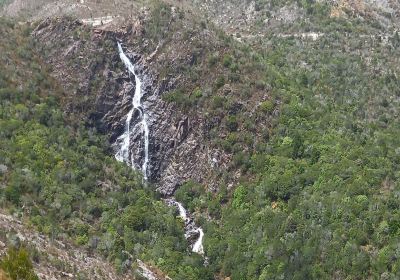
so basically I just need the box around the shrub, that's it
[0,248,38,280]
[163,89,191,108]
[193,87,203,99]
[254,79,266,90]
[146,0,172,42]
[226,116,238,132]
[215,76,225,89]
[208,53,219,67]
[223,54,233,68]
[259,100,274,113]
[229,63,239,73]
[211,96,226,109]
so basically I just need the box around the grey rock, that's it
[0,164,8,174]
[33,18,229,198]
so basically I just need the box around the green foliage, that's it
[0,248,38,280]
[232,186,247,209]
[207,53,219,67]
[0,20,207,280]
[215,76,225,89]
[201,26,400,277]
[192,87,203,99]
[175,181,204,213]
[259,100,274,113]
[3,3,400,279]
[162,88,201,110]
[222,54,233,68]
[146,0,172,42]
[225,116,238,132]
[211,96,226,109]
[164,10,400,279]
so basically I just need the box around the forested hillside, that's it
[0,18,209,279]
[198,25,400,280]
[1,0,400,279]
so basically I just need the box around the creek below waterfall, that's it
[113,41,204,276]
[165,199,204,254]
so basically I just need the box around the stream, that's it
[113,41,204,277]
[165,200,204,255]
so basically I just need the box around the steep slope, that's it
[0,211,132,279]
[32,5,275,195]
[186,0,400,38]
[1,0,400,280]
[0,0,141,20]
[0,17,211,279]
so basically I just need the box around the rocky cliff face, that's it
[33,16,226,195]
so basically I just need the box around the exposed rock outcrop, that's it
[33,17,225,195]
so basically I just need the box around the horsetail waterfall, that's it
[113,42,204,257]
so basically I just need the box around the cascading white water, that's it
[192,228,204,254]
[171,200,204,255]
[114,42,204,257]
[114,42,149,180]
[176,201,188,221]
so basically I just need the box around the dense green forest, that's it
[184,9,400,280]
[1,1,400,279]
[156,2,400,279]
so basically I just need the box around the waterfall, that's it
[114,42,204,259]
[192,228,204,254]
[176,201,188,221]
[114,42,149,180]
[167,199,205,255]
